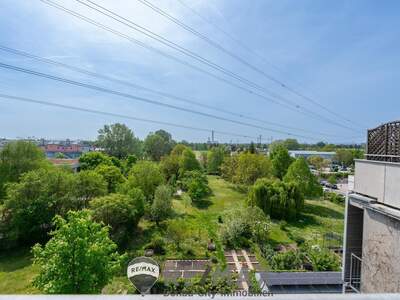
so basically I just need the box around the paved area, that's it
[161,249,261,291]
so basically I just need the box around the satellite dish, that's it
[127,256,160,294]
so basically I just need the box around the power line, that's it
[136,0,366,129]
[40,0,361,133]
[0,62,326,140]
[0,45,358,139]
[0,93,258,140]
[79,0,361,132]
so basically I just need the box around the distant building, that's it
[41,142,93,158]
[289,150,336,160]
[343,121,400,293]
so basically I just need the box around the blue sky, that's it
[0,0,399,143]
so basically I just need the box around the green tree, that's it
[220,155,238,182]
[269,144,293,179]
[334,148,363,167]
[179,148,201,176]
[150,185,173,225]
[125,154,137,171]
[307,155,328,172]
[95,164,125,193]
[144,129,175,161]
[181,170,211,201]
[249,141,256,154]
[79,151,112,171]
[90,192,145,245]
[171,144,188,156]
[75,170,108,208]
[0,141,48,198]
[3,168,76,244]
[207,146,226,174]
[160,154,180,184]
[284,157,322,198]
[32,210,124,294]
[97,123,142,159]
[328,174,338,185]
[282,138,300,150]
[248,178,304,221]
[128,161,164,201]
[233,152,272,185]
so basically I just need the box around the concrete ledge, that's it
[0,294,399,300]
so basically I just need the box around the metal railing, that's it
[349,253,362,293]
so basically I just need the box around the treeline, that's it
[0,123,216,293]
[198,144,322,221]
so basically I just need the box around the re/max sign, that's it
[127,261,160,278]
[129,265,157,274]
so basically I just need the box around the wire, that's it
[0,45,357,139]
[80,0,362,132]
[0,62,328,140]
[40,0,361,133]
[137,0,366,129]
[0,93,259,140]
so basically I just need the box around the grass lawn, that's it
[0,248,39,294]
[126,175,245,260]
[0,175,345,294]
[268,199,345,247]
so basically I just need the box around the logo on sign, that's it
[127,257,159,294]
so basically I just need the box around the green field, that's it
[0,175,344,294]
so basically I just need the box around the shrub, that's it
[144,235,166,255]
[181,170,211,201]
[221,206,270,248]
[306,246,341,271]
[270,250,304,271]
[324,191,345,204]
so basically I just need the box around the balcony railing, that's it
[349,253,362,293]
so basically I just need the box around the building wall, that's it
[361,208,400,293]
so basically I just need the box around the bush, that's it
[181,170,211,201]
[306,246,341,271]
[324,191,345,204]
[270,250,304,271]
[144,235,166,255]
[221,206,270,248]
